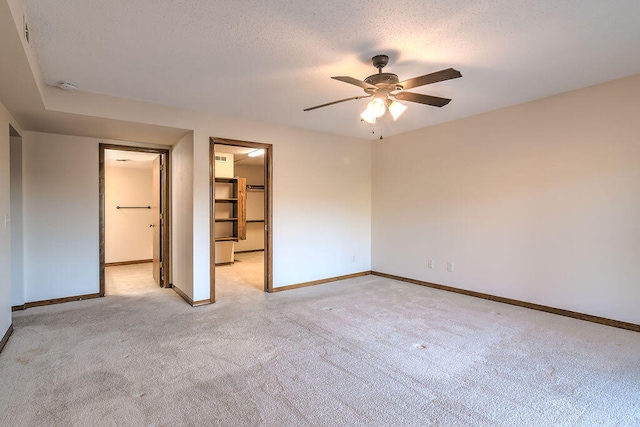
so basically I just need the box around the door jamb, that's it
[99,144,171,296]
[209,137,273,302]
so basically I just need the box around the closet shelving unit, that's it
[214,177,246,242]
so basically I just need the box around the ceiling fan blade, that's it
[394,91,452,107]
[303,95,372,111]
[399,68,462,90]
[331,76,377,90]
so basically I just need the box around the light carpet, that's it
[1,257,639,426]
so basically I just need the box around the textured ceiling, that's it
[22,0,640,139]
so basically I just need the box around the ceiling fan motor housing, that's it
[364,72,402,94]
[371,54,389,69]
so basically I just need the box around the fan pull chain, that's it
[373,120,384,139]
[362,118,383,138]
[370,123,384,139]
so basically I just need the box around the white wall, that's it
[105,166,153,263]
[171,132,194,299]
[10,134,23,306]
[372,74,640,325]
[0,100,22,336]
[46,90,373,298]
[271,132,371,286]
[22,132,100,301]
[21,132,171,302]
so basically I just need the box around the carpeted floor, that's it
[1,257,639,426]
[215,251,265,296]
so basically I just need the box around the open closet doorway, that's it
[99,144,170,297]
[210,137,272,302]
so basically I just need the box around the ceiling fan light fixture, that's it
[388,101,407,120]
[303,54,461,129]
[367,97,386,118]
[248,149,264,157]
[360,108,377,124]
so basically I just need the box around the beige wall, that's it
[105,166,154,263]
[235,163,264,185]
[372,74,640,325]
[171,132,194,299]
[22,132,100,301]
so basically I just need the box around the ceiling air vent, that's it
[215,155,228,162]
[58,81,78,91]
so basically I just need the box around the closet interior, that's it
[213,144,266,291]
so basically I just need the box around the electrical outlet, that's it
[447,262,454,272]
[428,260,434,269]
[352,255,356,262]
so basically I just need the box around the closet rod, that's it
[116,206,151,209]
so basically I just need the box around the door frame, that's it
[210,137,273,302]
[9,125,24,308]
[99,144,171,296]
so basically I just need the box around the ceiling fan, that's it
[303,54,462,123]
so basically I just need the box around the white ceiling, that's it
[21,0,640,139]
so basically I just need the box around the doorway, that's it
[99,144,170,296]
[210,137,272,302]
